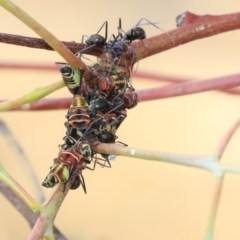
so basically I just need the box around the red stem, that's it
[1,12,240,62]
[137,73,240,101]
[132,12,240,60]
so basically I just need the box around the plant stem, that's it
[204,174,225,240]
[28,183,70,240]
[215,117,240,160]
[0,161,41,213]
[0,120,45,203]
[137,73,240,101]
[0,80,65,111]
[0,0,85,69]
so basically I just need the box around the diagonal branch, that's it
[0,80,65,111]
[0,182,67,240]
[0,119,45,203]
[2,71,240,111]
[0,0,86,70]
[1,12,240,62]
[137,73,240,101]
[215,117,240,160]
[133,12,240,60]
[28,183,70,240]
[1,11,240,63]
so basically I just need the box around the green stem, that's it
[0,161,41,213]
[28,183,70,240]
[0,0,85,69]
[0,80,65,111]
[204,174,225,240]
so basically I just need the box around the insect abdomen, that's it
[42,162,69,188]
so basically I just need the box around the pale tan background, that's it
[1,0,240,239]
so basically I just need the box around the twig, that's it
[0,181,37,227]
[133,12,240,60]
[215,117,240,160]
[0,33,101,56]
[0,119,45,203]
[0,161,41,213]
[0,0,85,70]
[0,98,71,111]
[137,73,240,101]
[91,142,240,176]
[28,183,70,240]
[204,175,225,240]
[0,80,65,111]
[0,182,67,240]
[0,12,240,63]
[2,71,240,111]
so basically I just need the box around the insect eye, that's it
[60,66,71,74]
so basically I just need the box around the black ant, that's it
[117,18,146,42]
[75,21,109,58]
[76,18,145,56]
[85,21,108,47]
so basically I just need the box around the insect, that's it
[118,18,146,42]
[76,19,134,63]
[66,95,91,130]
[121,89,138,109]
[85,62,115,92]
[56,62,84,94]
[75,21,109,61]
[75,20,140,96]
[85,21,108,47]
[43,20,141,194]
[42,148,88,192]
[88,87,138,114]
[62,93,122,168]
[84,62,135,106]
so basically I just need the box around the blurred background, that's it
[1,0,240,239]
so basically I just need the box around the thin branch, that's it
[1,61,240,104]
[2,62,240,97]
[90,142,240,176]
[137,73,240,101]
[0,181,37,227]
[134,71,240,96]
[0,161,41,213]
[0,12,240,62]
[2,72,240,111]
[0,80,65,111]
[0,62,58,71]
[0,33,101,56]
[0,98,71,111]
[0,33,86,53]
[0,182,67,240]
[132,12,240,60]
[28,183,70,240]
[0,0,85,70]
[0,119,45,203]
[215,117,240,160]
[204,175,225,240]
[133,70,192,83]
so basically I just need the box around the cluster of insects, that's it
[42,19,156,193]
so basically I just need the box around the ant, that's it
[85,21,108,47]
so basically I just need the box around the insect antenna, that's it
[135,18,175,44]
[117,18,126,38]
